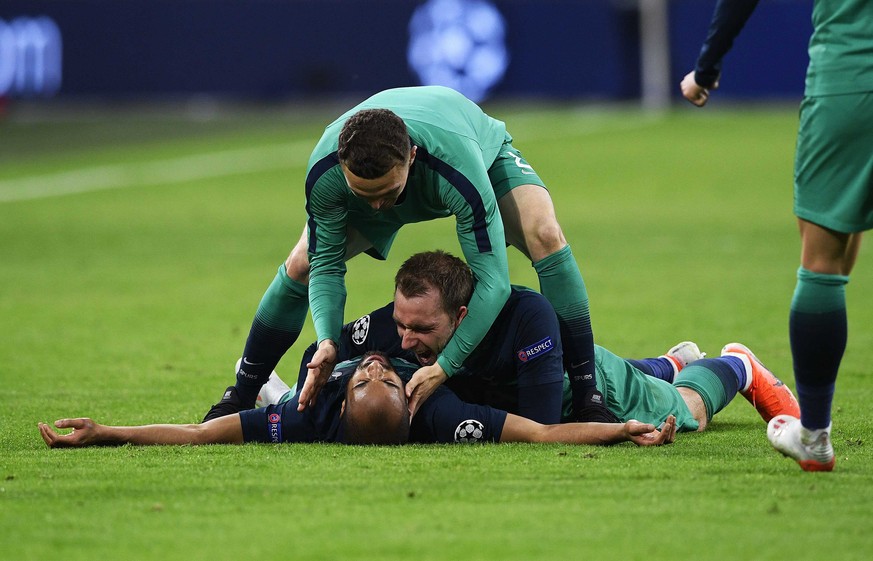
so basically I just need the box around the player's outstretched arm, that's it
[499,414,676,446]
[38,415,244,448]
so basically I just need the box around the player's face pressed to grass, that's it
[392,287,467,366]
[341,146,417,211]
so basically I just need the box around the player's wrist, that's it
[318,339,338,350]
[435,355,454,377]
[694,69,720,88]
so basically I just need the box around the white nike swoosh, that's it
[242,357,265,366]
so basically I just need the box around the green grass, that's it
[1,102,872,560]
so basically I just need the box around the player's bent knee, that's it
[516,222,565,262]
[534,222,567,251]
[677,387,708,431]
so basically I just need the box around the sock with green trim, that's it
[674,358,741,421]
[234,264,309,408]
[790,267,848,430]
[533,245,604,420]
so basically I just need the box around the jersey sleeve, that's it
[239,401,315,443]
[693,0,761,87]
[336,302,407,360]
[305,158,351,345]
[409,386,508,444]
[509,290,566,389]
[433,154,511,376]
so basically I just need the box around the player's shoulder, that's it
[507,285,551,309]
[345,302,396,344]
[493,286,558,330]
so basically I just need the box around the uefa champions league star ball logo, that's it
[407,0,509,102]
[351,314,370,345]
[454,419,485,443]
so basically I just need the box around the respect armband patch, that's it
[516,336,555,363]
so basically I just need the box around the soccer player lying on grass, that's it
[206,251,572,426]
[38,351,677,448]
[208,250,799,436]
[38,329,794,449]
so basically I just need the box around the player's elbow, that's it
[189,423,216,445]
[492,282,511,305]
[499,414,549,443]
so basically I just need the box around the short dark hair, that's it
[337,108,411,179]
[343,389,410,446]
[394,251,474,316]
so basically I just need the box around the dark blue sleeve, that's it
[239,393,345,443]
[409,386,508,444]
[509,291,564,389]
[507,291,564,424]
[694,0,761,87]
[337,302,406,359]
[239,401,313,443]
[447,288,564,425]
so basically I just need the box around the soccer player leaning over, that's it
[680,0,873,471]
[216,85,607,424]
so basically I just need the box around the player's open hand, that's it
[624,414,677,446]
[680,71,719,107]
[38,418,104,448]
[406,363,448,417]
[298,340,338,411]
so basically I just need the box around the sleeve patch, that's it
[454,419,486,443]
[351,314,371,345]
[516,336,555,363]
[268,413,283,443]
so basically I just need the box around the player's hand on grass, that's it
[406,362,448,417]
[680,71,719,107]
[625,414,677,446]
[298,339,338,411]
[38,418,104,448]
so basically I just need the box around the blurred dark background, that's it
[0,0,812,109]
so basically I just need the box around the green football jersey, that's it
[806,0,873,95]
[304,86,513,375]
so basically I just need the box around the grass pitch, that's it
[1,101,871,561]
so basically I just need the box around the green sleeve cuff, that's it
[436,354,456,377]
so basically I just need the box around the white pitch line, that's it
[0,140,313,203]
[0,112,665,203]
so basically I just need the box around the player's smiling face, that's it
[342,146,416,212]
[347,352,406,407]
[392,286,467,366]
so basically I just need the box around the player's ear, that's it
[340,400,346,417]
[408,145,417,164]
[455,305,468,325]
